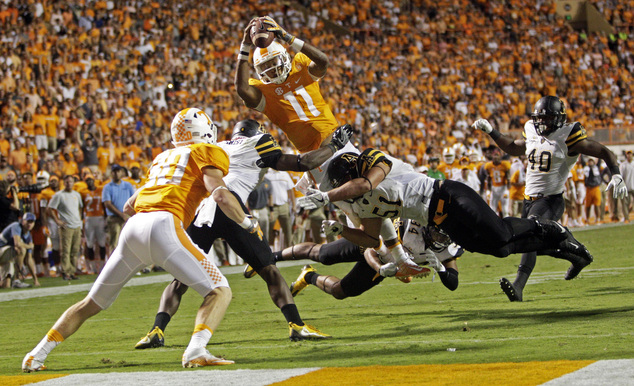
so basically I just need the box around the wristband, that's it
[609,165,620,175]
[490,129,501,140]
[290,38,304,52]
[239,216,252,229]
[238,43,250,61]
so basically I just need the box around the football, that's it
[250,17,275,48]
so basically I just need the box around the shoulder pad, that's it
[358,148,392,176]
[565,122,587,148]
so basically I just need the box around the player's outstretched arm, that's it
[472,118,526,156]
[235,19,263,109]
[571,138,628,199]
[274,124,353,172]
[262,16,328,77]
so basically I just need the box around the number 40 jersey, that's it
[523,120,587,197]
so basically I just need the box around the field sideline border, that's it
[3,359,633,385]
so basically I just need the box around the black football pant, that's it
[431,180,560,257]
[318,238,384,297]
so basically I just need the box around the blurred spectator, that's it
[0,213,39,288]
[47,174,83,280]
[102,164,134,251]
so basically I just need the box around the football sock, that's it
[514,253,537,289]
[154,312,171,332]
[280,304,303,326]
[186,324,212,350]
[31,329,64,358]
[305,271,318,285]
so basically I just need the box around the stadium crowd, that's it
[1,0,634,286]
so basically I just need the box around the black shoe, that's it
[70,275,80,280]
[564,248,593,280]
[537,219,568,242]
[500,277,522,302]
[61,274,70,280]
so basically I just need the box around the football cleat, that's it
[289,322,332,341]
[396,276,413,283]
[182,347,234,367]
[500,277,522,302]
[290,265,316,297]
[135,327,165,349]
[243,264,258,279]
[22,354,46,372]
[564,250,593,280]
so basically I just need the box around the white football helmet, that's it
[253,41,291,84]
[468,149,481,163]
[170,108,217,146]
[442,147,455,164]
[36,170,50,187]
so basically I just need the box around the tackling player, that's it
[304,148,595,280]
[265,219,463,301]
[473,95,628,301]
[23,108,254,371]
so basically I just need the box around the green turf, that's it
[1,225,633,375]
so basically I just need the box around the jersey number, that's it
[371,196,402,218]
[144,147,191,187]
[284,86,321,122]
[528,149,552,172]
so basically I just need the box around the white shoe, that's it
[182,347,234,368]
[22,353,46,372]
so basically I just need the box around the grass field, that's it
[0,224,632,377]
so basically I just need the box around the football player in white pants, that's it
[134,119,353,348]
[473,95,628,301]
[22,108,260,371]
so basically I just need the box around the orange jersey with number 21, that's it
[135,143,229,227]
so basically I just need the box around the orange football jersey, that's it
[82,186,105,217]
[250,52,338,153]
[485,161,511,187]
[134,143,229,227]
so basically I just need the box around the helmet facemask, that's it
[531,96,567,137]
[253,42,292,84]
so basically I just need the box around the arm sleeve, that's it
[438,268,459,291]
[254,134,283,168]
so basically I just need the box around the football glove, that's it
[606,174,628,200]
[328,124,353,153]
[297,188,330,210]
[379,262,398,277]
[472,118,493,134]
[425,251,446,273]
[321,220,343,237]
[262,16,295,44]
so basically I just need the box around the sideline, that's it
[0,260,310,303]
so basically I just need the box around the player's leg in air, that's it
[433,180,593,276]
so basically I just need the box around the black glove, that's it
[328,124,353,152]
